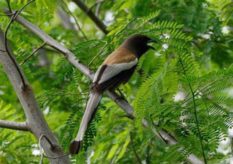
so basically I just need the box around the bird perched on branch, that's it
[69,34,157,154]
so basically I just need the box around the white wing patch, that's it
[93,58,138,84]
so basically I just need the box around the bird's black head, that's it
[122,34,156,58]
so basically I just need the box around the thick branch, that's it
[72,0,108,34]
[0,120,29,131]
[0,31,69,164]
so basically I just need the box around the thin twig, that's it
[72,0,108,34]
[16,0,35,14]
[5,0,12,13]
[88,41,108,66]
[178,57,207,164]
[89,0,104,10]
[0,13,14,17]
[4,12,27,88]
[130,132,142,164]
[89,0,104,16]
[20,42,46,65]
[145,140,152,164]
[4,0,35,89]
[61,0,88,40]
[95,2,101,17]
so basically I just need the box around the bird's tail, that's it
[69,91,102,154]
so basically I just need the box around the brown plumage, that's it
[104,47,136,64]
[69,34,156,154]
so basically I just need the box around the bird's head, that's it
[122,34,157,58]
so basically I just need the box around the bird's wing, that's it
[93,47,138,84]
[93,58,138,84]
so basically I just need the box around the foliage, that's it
[0,0,233,163]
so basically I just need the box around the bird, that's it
[69,34,157,154]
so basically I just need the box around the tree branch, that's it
[158,129,204,164]
[59,2,88,40]
[72,0,108,34]
[0,120,29,131]
[105,90,135,118]
[142,119,204,164]
[0,31,70,164]
[20,42,46,65]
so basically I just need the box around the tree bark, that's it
[0,120,29,131]
[0,31,70,164]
